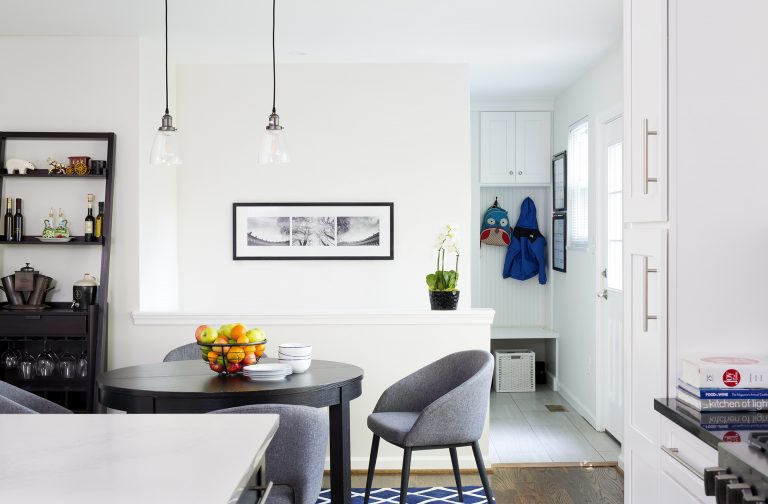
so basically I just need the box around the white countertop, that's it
[0,414,279,504]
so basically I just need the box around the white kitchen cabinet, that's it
[479,111,551,186]
[623,228,667,504]
[515,112,551,185]
[624,0,668,222]
[659,418,717,503]
[480,112,516,185]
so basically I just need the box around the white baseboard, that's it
[556,382,597,428]
[325,453,492,471]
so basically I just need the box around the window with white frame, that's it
[568,120,589,246]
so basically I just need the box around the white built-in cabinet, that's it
[624,228,667,503]
[624,0,768,502]
[624,0,667,223]
[479,111,551,186]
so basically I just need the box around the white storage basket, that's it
[493,349,535,392]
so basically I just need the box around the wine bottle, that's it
[3,198,13,241]
[84,194,95,242]
[13,198,23,242]
[95,201,105,240]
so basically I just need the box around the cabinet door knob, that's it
[508,170,514,175]
[518,171,522,175]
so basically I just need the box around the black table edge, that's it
[654,397,722,450]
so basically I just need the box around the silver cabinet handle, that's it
[642,256,658,332]
[643,118,658,194]
[661,446,704,481]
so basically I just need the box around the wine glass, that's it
[18,351,35,380]
[59,351,77,379]
[35,340,58,378]
[77,351,88,379]
[1,344,20,369]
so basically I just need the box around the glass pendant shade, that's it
[259,129,289,165]
[150,114,182,166]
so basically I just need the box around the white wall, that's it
[552,43,622,423]
[0,36,141,369]
[1,40,490,470]
[173,63,471,312]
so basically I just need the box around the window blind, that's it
[567,121,589,246]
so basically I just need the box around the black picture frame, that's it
[552,213,567,273]
[232,202,394,260]
[552,151,567,212]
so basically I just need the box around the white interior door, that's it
[597,115,624,443]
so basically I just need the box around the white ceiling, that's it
[0,0,622,99]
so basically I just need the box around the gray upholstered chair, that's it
[163,342,201,362]
[364,350,495,504]
[0,394,37,413]
[210,404,328,504]
[0,380,72,414]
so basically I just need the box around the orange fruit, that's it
[212,337,230,354]
[254,343,266,357]
[236,335,249,344]
[231,324,247,340]
[227,347,245,363]
[244,345,255,353]
[207,351,219,362]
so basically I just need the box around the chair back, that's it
[0,380,72,414]
[162,342,201,362]
[0,393,37,413]
[209,404,328,504]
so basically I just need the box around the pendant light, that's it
[258,0,290,165]
[150,0,182,166]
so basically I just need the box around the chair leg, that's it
[449,447,464,502]
[400,447,412,504]
[471,441,495,503]
[364,435,380,504]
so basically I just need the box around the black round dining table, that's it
[97,359,363,504]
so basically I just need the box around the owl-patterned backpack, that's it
[480,198,512,246]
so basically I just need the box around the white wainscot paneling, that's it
[473,186,550,327]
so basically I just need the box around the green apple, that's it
[200,345,212,353]
[219,324,235,338]
[199,326,218,344]
[246,328,266,343]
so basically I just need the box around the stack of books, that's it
[677,356,768,441]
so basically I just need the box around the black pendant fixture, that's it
[150,0,182,166]
[258,0,289,165]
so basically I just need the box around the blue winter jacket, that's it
[503,197,547,284]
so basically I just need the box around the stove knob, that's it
[706,467,727,496]
[726,483,752,504]
[716,474,740,504]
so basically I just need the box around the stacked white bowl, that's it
[278,343,312,373]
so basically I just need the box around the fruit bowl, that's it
[194,323,268,376]
[197,340,267,375]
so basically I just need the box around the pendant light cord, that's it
[272,0,277,114]
[164,0,170,115]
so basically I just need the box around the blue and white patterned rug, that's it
[316,487,489,503]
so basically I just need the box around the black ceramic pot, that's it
[429,290,460,310]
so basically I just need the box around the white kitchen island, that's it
[0,413,278,504]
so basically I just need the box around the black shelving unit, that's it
[0,132,114,413]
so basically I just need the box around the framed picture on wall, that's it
[232,202,394,260]
[552,151,567,212]
[552,213,567,273]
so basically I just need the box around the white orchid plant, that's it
[426,225,460,292]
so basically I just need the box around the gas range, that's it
[705,432,768,503]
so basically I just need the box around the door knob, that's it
[597,290,608,299]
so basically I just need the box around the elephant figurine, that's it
[5,158,36,175]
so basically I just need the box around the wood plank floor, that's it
[325,466,624,503]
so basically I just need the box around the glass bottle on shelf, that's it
[3,198,12,241]
[95,201,105,240]
[84,194,95,242]
[13,198,23,242]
